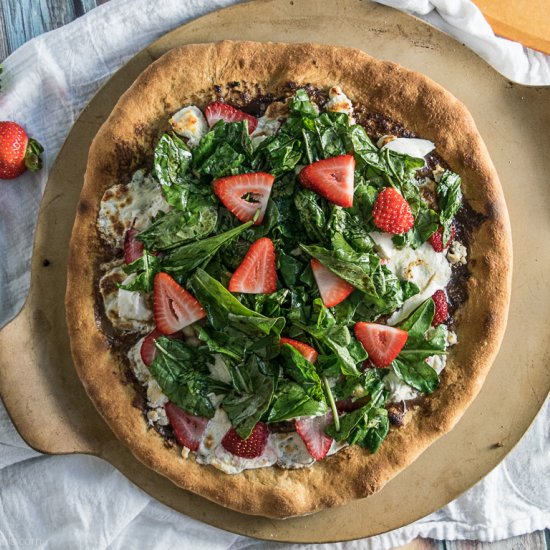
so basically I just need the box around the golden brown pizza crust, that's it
[65,41,512,518]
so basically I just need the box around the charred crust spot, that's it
[78,200,91,215]
[213,84,222,94]
[485,200,500,221]
[483,311,497,333]
[228,81,240,88]
[238,58,245,69]
[42,258,51,267]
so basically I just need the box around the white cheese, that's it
[447,330,458,347]
[128,339,150,384]
[383,241,452,325]
[384,368,419,402]
[381,137,435,161]
[169,105,208,147]
[98,263,153,333]
[325,85,355,122]
[208,354,232,384]
[426,354,447,374]
[275,433,315,469]
[98,169,169,248]
[447,240,468,266]
[146,379,168,409]
[196,409,278,474]
[250,115,282,148]
[147,407,169,426]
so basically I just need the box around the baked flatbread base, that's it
[66,41,512,518]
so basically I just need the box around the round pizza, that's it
[66,41,512,518]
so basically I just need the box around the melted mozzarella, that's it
[381,137,435,160]
[325,85,354,121]
[99,263,153,333]
[370,234,452,325]
[250,115,282,147]
[169,105,208,147]
[97,170,169,248]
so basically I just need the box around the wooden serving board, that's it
[0,0,549,543]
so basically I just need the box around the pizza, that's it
[66,41,512,518]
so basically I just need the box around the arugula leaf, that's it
[150,338,225,418]
[223,355,275,438]
[437,170,463,242]
[268,381,328,422]
[279,344,323,400]
[120,251,160,292]
[162,221,253,278]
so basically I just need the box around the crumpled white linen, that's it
[0,0,548,547]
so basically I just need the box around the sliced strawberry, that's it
[295,412,334,460]
[204,102,258,133]
[428,225,456,252]
[228,237,277,294]
[280,337,318,363]
[354,322,408,367]
[153,272,206,335]
[140,328,182,366]
[298,155,355,207]
[432,289,448,326]
[213,172,274,225]
[221,423,269,459]
[310,258,354,308]
[165,402,208,452]
[124,228,144,264]
[140,328,163,366]
[372,187,414,235]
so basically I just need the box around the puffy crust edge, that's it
[65,41,512,518]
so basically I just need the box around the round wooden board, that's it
[0,0,549,543]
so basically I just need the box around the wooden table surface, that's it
[0,1,548,548]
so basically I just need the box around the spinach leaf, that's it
[268,381,328,422]
[162,221,253,278]
[332,368,387,401]
[137,201,218,251]
[150,337,225,418]
[153,133,192,191]
[193,120,254,178]
[391,299,448,393]
[189,268,285,337]
[392,207,439,249]
[294,190,330,244]
[223,355,275,439]
[254,132,302,177]
[392,357,439,393]
[288,89,319,117]
[437,170,463,242]
[279,344,323,400]
[120,251,160,292]
[325,382,389,452]
[293,299,361,376]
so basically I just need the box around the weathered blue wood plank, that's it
[0,4,10,62]
[1,0,76,54]
[73,0,98,17]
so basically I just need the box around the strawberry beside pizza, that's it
[66,41,511,518]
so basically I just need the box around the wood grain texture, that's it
[0,0,547,547]
[0,0,75,55]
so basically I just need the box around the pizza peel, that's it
[0,0,548,542]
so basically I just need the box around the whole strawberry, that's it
[0,122,43,179]
[372,187,414,234]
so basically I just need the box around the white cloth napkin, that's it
[0,1,548,548]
